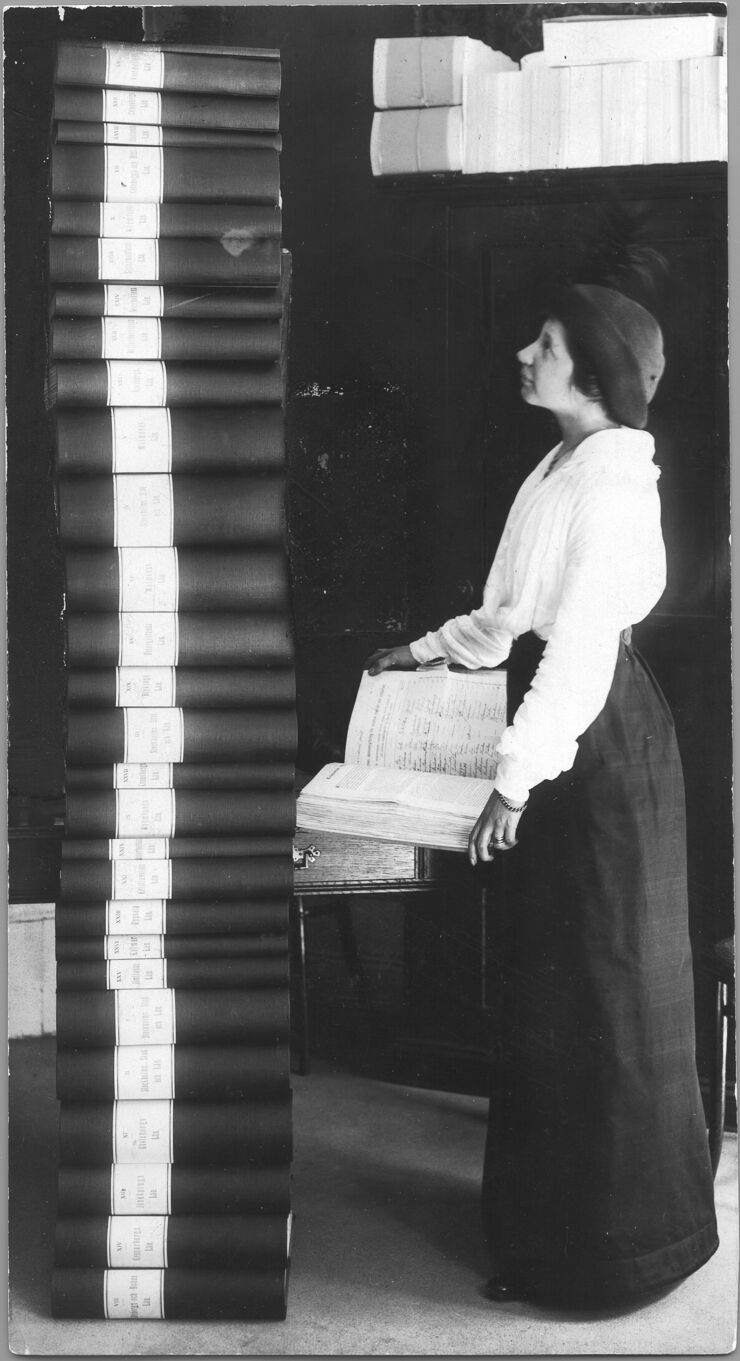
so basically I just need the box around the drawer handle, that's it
[293,843,321,870]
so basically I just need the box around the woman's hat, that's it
[560,284,665,429]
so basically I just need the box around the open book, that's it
[295,664,507,852]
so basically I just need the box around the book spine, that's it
[63,788,296,838]
[55,1212,290,1269]
[67,667,296,710]
[51,201,282,238]
[59,856,294,902]
[56,1164,291,1216]
[63,547,290,612]
[63,709,297,765]
[55,122,282,151]
[65,614,294,668]
[52,361,284,407]
[54,43,282,96]
[63,761,295,790]
[56,932,289,960]
[51,145,281,204]
[51,283,285,318]
[55,899,290,937]
[370,107,463,175]
[55,406,285,475]
[52,1266,287,1320]
[53,86,281,133]
[56,987,290,1048]
[49,237,281,286]
[58,1095,293,1165]
[55,1042,291,1102]
[52,318,281,362]
[57,475,286,546]
[56,955,291,991]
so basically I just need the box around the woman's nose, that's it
[517,340,535,364]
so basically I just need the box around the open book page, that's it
[344,666,507,777]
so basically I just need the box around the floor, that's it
[8,1038,738,1356]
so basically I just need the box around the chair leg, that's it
[709,979,728,1177]
[291,895,311,1077]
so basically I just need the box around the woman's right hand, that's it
[365,645,417,675]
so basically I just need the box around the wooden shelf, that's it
[376,161,727,205]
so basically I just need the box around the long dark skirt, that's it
[482,632,718,1306]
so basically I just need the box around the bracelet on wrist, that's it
[494,790,528,814]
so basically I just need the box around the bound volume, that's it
[53,86,280,132]
[56,987,290,1047]
[297,664,507,851]
[54,42,282,98]
[56,1041,291,1102]
[52,1266,288,1320]
[52,145,280,204]
[49,238,281,287]
[63,546,290,612]
[57,1164,291,1216]
[58,1095,292,1164]
[55,1213,290,1268]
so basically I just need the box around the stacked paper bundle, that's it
[47,40,296,1323]
[463,12,727,173]
[369,15,726,177]
[370,35,518,174]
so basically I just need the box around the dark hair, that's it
[544,289,616,420]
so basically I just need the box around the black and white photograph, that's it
[5,0,737,1353]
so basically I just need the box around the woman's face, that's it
[517,320,577,415]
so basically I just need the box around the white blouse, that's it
[410,427,667,804]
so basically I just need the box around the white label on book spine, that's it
[106,901,167,934]
[104,285,165,317]
[113,473,173,546]
[111,409,172,473]
[100,203,160,238]
[108,1216,168,1268]
[107,361,167,409]
[108,838,170,861]
[117,547,178,612]
[114,1045,176,1100]
[108,961,168,989]
[105,935,167,961]
[113,762,175,790]
[115,668,177,708]
[123,709,184,764]
[105,44,166,90]
[104,122,164,147]
[98,237,159,282]
[102,318,162,360]
[111,860,173,901]
[115,989,176,1046]
[119,614,179,667]
[104,146,165,203]
[115,788,177,838]
[113,1099,174,1162]
[111,1164,171,1215]
[104,1268,165,1320]
[108,961,168,991]
[103,89,162,125]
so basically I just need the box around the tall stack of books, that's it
[370,14,726,176]
[47,41,296,1323]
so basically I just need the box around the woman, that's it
[367,283,718,1308]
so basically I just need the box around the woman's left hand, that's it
[468,792,524,866]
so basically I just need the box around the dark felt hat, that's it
[559,284,665,429]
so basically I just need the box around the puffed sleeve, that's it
[493,474,666,805]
